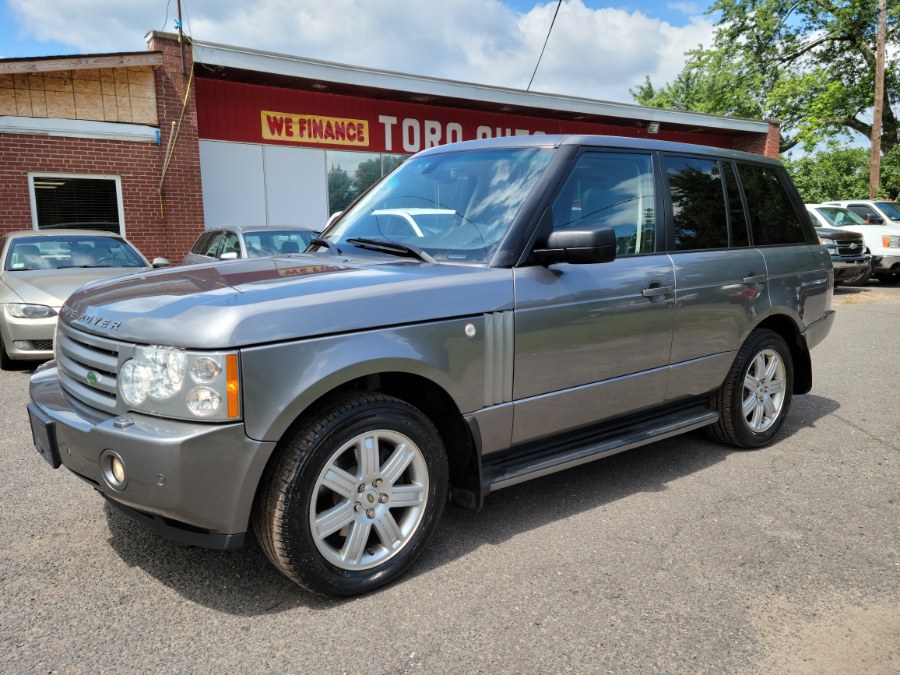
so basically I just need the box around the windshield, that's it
[814,206,867,227]
[875,201,900,221]
[5,235,146,271]
[243,229,317,257]
[321,147,554,263]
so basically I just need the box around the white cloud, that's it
[7,0,715,104]
[667,2,701,15]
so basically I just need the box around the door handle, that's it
[742,275,767,284]
[641,285,674,298]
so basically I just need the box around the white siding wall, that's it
[199,140,328,229]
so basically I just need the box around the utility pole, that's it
[177,0,186,76]
[869,0,886,199]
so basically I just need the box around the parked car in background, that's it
[0,229,169,369]
[805,206,871,285]
[823,199,900,225]
[809,203,900,284]
[182,225,319,265]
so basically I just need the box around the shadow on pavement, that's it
[104,393,840,616]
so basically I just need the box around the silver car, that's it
[29,136,834,596]
[0,229,167,368]
[182,225,319,265]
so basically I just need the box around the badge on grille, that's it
[86,371,99,385]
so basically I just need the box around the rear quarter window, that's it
[737,164,808,245]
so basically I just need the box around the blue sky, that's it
[0,0,718,103]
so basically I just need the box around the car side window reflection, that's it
[664,155,729,250]
[550,152,656,256]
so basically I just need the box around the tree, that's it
[354,155,407,197]
[782,145,900,202]
[327,164,355,214]
[633,0,900,154]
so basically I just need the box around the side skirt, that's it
[482,400,718,493]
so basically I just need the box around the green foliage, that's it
[782,145,900,202]
[327,164,355,214]
[633,0,900,154]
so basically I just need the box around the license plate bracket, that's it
[27,403,61,468]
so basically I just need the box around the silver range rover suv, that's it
[28,135,835,596]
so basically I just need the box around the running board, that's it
[485,404,719,492]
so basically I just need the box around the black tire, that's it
[707,329,794,449]
[253,391,448,597]
[0,336,15,371]
[875,272,900,285]
[845,265,872,287]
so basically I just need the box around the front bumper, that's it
[872,255,900,273]
[1,311,56,361]
[28,362,277,549]
[831,254,871,281]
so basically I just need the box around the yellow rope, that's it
[158,66,195,218]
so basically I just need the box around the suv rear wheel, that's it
[708,329,794,449]
[253,391,448,596]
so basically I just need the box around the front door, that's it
[512,150,675,445]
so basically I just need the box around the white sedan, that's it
[0,229,168,368]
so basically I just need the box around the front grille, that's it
[837,238,865,256]
[56,323,122,415]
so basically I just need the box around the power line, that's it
[527,0,563,92]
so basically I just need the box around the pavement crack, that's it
[830,413,900,450]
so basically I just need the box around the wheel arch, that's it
[752,313,812,394]
[247,367,479,523]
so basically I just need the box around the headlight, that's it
[7,303,57,319]
[883,235,900,249]
[118,346,240,421]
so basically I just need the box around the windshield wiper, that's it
[346,238,436,263]
[310,237,342,257]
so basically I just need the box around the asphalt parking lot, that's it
[2,285,898,673]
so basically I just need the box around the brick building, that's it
[0,32,779,261]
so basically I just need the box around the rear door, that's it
[738,162,830,328]
[663,155,769,402]
[512,150,675,444]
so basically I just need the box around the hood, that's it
[61,254,515,348]
[815,227,863,242]
[3,267,148,307]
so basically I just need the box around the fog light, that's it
[100,449,128,490]
[111,457,126,483]
[14,340,30,350]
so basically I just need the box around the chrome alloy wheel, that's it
[742,348,787,433]
[309,429,429,571]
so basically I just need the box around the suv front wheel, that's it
[253,391,448,596]
[708,329,794,449]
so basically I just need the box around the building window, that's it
[325,151,406,215]
[28,174,125,234]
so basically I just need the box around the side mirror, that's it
[151,257,171,268]
[864,213,884,224]
[219,251,239,260]
[533,228,617,265]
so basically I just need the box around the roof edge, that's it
[188,37,768,135]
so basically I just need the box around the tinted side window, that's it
[191,231,212,254]
[203,232,224,257]
[220,232,241,258]
[551,152,656,256]
[723,162,749,247]
[664,156,728,250]
[737,164,807,245]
